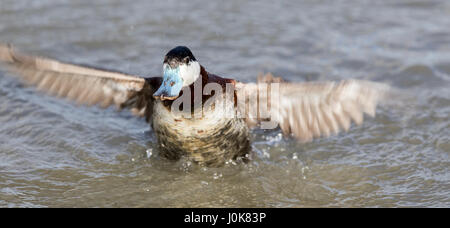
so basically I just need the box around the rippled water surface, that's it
[0,0,449,207]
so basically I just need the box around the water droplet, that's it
[213,172,223,180]
[146,148,153,158]
[277,133,283,140]
[263,150,270,158]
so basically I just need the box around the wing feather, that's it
[237,73,390,142]
[0,44,160,121]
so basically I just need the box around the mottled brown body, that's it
[151,100,250,166]
[150,67,251,166]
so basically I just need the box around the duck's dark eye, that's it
[183,56,190,64]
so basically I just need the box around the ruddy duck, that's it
[0,44,390,166]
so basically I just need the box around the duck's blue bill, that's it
[153,66,183,100]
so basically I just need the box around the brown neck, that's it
[199,65,209,86]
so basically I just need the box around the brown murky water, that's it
[0,0,449,207]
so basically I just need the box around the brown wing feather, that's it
[0,44,160,121]
[237,73,390,142]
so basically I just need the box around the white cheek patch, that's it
[179,61,200,86]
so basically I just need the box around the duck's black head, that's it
[153,46,201,100]
[163,46,197,68]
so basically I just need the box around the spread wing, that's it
[0,44,161,122]
[236,73,390,142]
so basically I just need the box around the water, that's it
[0,0,449,207]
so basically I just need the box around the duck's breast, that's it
[151,100,250,166]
